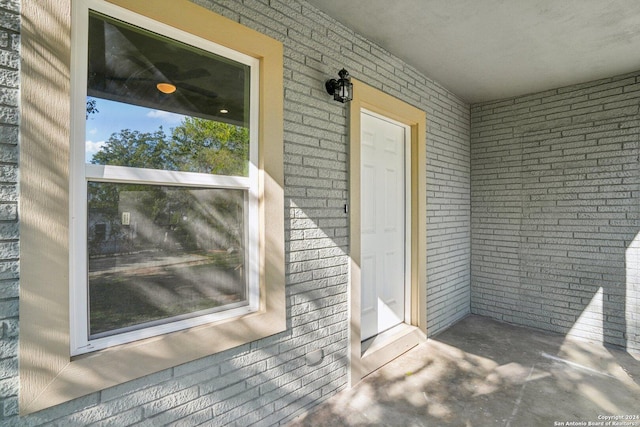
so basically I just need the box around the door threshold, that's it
[360,323,425,377]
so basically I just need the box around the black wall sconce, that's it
[325,68,353,103]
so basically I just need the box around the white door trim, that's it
[348,80,427,386]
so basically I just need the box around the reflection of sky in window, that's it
[85,97,186,162]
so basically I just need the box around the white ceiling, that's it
[306,0,640,103]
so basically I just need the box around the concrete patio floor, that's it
[288,315,640,426]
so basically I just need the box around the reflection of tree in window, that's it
[90,117,249,176]
[171,118,249,176]
[86,119,250,337]
[87,182,247,337]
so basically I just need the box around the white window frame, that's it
[69,0,260,356]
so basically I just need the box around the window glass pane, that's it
[86,12,250,176]
[87,182,248,337]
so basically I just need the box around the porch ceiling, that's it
[306,0,640,103]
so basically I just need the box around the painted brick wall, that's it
[1,0,470,425]
[0,0,19,421]
[471,72,640,353]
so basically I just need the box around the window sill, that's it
[26,305,285,415]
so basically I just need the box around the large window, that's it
[20,0,284,414]
[70,3,260,354]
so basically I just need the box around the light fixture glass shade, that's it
[339,84,348,99]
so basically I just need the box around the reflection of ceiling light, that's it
[220,108,229,114]
[156,82,177,94]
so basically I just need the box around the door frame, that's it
[349,80,427,385]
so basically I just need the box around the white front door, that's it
[360,111,408,341]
